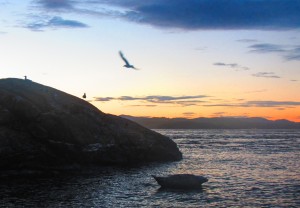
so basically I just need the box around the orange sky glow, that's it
[1,1,300,122]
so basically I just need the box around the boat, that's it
[152,174,208,189]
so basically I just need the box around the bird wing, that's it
[119,51,130,66]
[132,66,140,70]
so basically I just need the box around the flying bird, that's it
[119,51,139,70]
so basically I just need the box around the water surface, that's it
[1,129,299,207]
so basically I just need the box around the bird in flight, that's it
[119,51,139,70]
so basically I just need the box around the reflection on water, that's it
[1,129,299,207]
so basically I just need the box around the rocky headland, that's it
[0,78,182,173]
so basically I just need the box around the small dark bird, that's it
[119,51,139,70]
[82,93,86,99]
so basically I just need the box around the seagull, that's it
[119,51,139,70]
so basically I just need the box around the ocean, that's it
[1,129,299,207]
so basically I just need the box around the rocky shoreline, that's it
[0,78,182,173]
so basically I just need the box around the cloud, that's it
[244,89,267,94]
[248,43,286,53]
[284,46,300,61]
[96,94,300,111]
[204,100,300,108]
[37,0,73,10]
[26,16,89,31]
[95,95,208,101]
[204,103,247,107]
[212,112,226,117]
[214,62,238,68]
[170,100,206,106]
[0,1,9,5]
[213,62,249,71]
[94,95,209,106]
[246,101,300,107]
[248,43,300,61]
[145,95,208,102]
[94,97,114,101]
[290,79,298,82]
[35,0,119,16]
[252,72,281,79]
[128,104,157,107]
[35,0,300,30]
[182,112,196,117]
[237,39,258,43]
[114,0,300,30]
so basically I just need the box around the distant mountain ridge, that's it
[120,115,300,129]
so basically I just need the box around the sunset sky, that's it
[1,0,300,121]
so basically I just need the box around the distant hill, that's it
[120,115,300,129]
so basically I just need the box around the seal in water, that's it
[152,174,208,189]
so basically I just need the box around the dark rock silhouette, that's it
[0,78,182,172]
[152,174,208,189]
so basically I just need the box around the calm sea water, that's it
[1,129,300,207]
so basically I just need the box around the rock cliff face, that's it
[0,78,182,171]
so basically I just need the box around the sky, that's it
[0,0,300,122]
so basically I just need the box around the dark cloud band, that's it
[96,95,300,109]
[204,100,300,108]
[37,0,300,30]
[37,0,73,10]
[94,95,209,106]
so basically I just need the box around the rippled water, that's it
[1,129,300,207]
